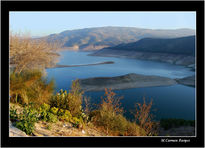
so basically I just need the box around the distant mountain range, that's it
[42,26,195,51]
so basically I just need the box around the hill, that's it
[103,36,195,56]
[42,27,195,51]
[90,36,195,66]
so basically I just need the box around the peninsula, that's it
[47,61,114,68]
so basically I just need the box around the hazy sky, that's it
[10,12,196,37]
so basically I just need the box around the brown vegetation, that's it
[9,32,61,74]
[135,97,159,135]
[90,88,146,136]
[10,70,55,106]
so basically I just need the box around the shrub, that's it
[71,117,84,128]
[91,88,127,135]
[10,106,18,122]
[37,103,59,123]
[10,70,55,106]
[91,88,148,136]
[67,80,84,116]
[134,97,158,136]
[50,107,59,115]
[79,112,89,122]
[9,32,60,74]
[46,112,58,123]
[50,80,83,117]
[57,109,65,116]
[58,110,72,122]
[40,103,50,111]
[83,96,91,115]
[125,121,146,136]
[10,103,39,135]
[38,103,50,121]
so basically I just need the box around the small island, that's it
[79,73,177,92]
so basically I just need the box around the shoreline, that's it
[89,49,195,68]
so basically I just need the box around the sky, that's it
[10,12,196,37]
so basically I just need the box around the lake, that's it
[46,50,195,121]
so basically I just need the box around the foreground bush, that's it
[10,103,39,135]
[91,88,146,136]
[50,80,83,117]
[10,70,55,106]
[134,97,159,136]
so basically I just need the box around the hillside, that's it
[104,36,195,56]
[42,27,195,51]
[90,36,195,66]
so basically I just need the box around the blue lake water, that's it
[46,51,195,120]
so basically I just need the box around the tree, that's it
[9,32,61,74]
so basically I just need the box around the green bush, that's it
[40,103,50,112]
[50,80,83,117]
[50,107,59,115]
[57,109,65,116]
[38,103,51,121]
[10,107,18,122]
[79,112,89,122]
[46,112,58,123]
[37,103,58,123]
[71,116,84,128]
[58,110,72,122]
[10,104,39,135]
